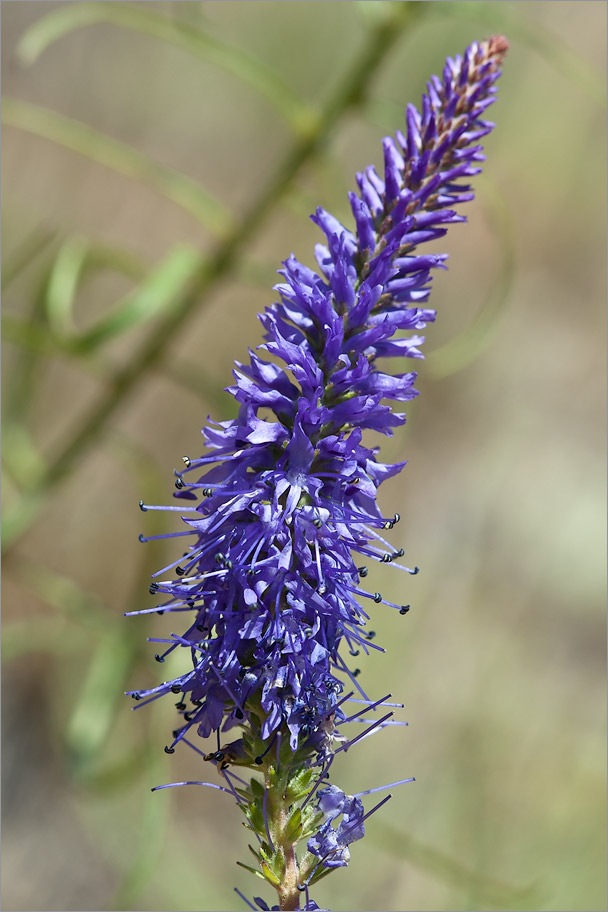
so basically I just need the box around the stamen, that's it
[139,530,195,544]
[346,697,404,708]
[340,693,393,724]
[334,711,393,754]
[139,502,200,512]
[353,778,415,798]
[151,780,231,793]
[233,888,256,912]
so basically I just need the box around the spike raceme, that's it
[132,36,508,912]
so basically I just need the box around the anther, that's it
[384,521,393,530]
[353,669,361,677]
[154,654,165,663]
[215,552,224,564]
[203,487,213,496]
[313,518,323,529]
[175,477,184,489]
[139,500,147,512]
[164,746,175,754]
[350,649,360,657]
[149,582,159,594]
[172,730,180,738]
[393,513,401,524]
[373,592,382,603]
[197,624,207,632]
[138,533,146,543]
[175,566,185,576]
[254,756,264,765]
[411,566,420,575]
[213,751,225,762]
[381,554,392,563]
[182,456,191,468]
[175,702,186,710]
[225,559,233,569]
[365,630,376,640]
[235,709,244,720]
[358,566,368,577]
[400,605,410,615]
[393,549,404,558]
[131,693,141,701]
[184,712,193,722]
[187,600,195,608]
[171,684,181,694]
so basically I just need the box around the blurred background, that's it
[2,2,606,911]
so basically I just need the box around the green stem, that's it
[2,0,425,553]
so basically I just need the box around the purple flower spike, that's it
[135,36,508,912]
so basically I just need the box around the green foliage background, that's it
[2,2,606,911]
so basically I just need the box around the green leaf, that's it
[3,98,234,235]
[260,860,281,887]
[284,807,303,843]
[250,776,265,801]
[235,860,265,881]
[246,801,266,834]
[16,1,316,136]
[284,766,315,802]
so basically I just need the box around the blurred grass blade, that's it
[2,617,88,662]
[1,225,56,292]
[160,357,234,416]
[66,625,135,775]
[2,313,60,356]
[2,98,234,235]
[46,236,148,339]
[376,824,542,909]
[9,556,108,630]
[16,0,316,136]
[427,182,515,380]
[2,423,47,489]
[45,236,90,336]
[74,245,204,352]
[110,753,170,909]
